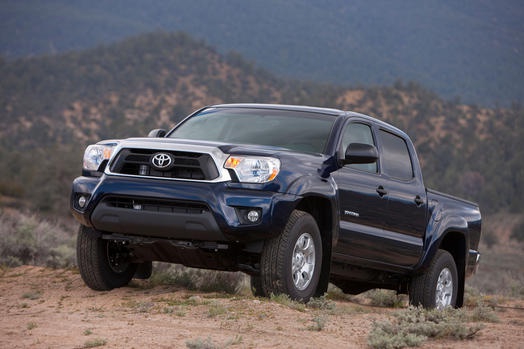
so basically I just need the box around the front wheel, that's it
[409,249,458,309]
[260,210,322,302]
[76,225,137,291]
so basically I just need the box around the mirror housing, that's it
[148,129,167,138]
[343,143,378,165]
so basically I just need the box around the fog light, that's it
[132,201,142,210]
[247,210,260,223]
[78,196,87,208]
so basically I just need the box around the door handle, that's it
[415,195,425,206]
[376,186,387,197]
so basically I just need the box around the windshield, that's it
[169,107,336,154]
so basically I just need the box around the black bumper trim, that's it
[91,198,226,241]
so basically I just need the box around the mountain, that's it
[0,32,522,220]
[1,0,523,106]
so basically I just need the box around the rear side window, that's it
[379,130,413,180]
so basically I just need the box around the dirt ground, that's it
[1,266,523,349]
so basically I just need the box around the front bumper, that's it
[71,175,298,243]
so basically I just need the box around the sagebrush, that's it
[0,210,75,268]
[368,306,484,349]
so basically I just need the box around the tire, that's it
[409,249,458,309]
[76,225,137,291]
[250,275,266,297]
[260,210,322,302]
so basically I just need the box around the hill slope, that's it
[0,32,522,218]
[1,0,523,105]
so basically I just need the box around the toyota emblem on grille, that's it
[151,153,174,170]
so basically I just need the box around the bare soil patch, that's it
[1,266,523,349]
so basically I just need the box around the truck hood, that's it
[107,137,331,193]
[119,137,327,160]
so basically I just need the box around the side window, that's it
[379,130,414,180]
[341,123,377,173]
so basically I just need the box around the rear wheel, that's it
[409,249,458,309]
[260,210,322,302]
[76,225,137,291]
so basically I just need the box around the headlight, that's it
[224,156,280,183]
[83,144,117,172]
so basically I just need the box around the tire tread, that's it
[260,210,321,302]
[409,249,458,308]
[76,226,136,291]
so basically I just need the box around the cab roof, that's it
[212,103,344,116]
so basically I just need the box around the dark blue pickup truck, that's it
[71,104,481,308]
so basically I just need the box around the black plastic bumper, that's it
[71,175,298,243]
[91,196,225,241]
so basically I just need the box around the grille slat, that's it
[105,197,208,215]
[110,148,219,180]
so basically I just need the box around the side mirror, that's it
[343,143,378,165]
[148,129,167,138]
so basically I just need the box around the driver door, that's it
[331,122,390,264]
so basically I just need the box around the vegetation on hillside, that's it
[1,32,522,221]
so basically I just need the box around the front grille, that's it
[110,148,219,180]
[103,196,209,214]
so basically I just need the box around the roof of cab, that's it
[211,103,344,116]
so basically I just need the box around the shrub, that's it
[481,229,499,248]
[0,180,24,198]
[82,338,107,348]
[186,337,220,349]
[207,302,228,318]
[307,295,336,310]
[469,303,499,323]
[270,293,306,312]
[510,219,524,242]
[368,306,484,349]
[364,289,405,308]
[308,315,327,331]
[0,210,76,268]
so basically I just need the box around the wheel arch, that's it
[438,230,467,307]
[295,195,335,243]
[295,195,337,296]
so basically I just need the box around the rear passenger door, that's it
[376,129,427,266]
